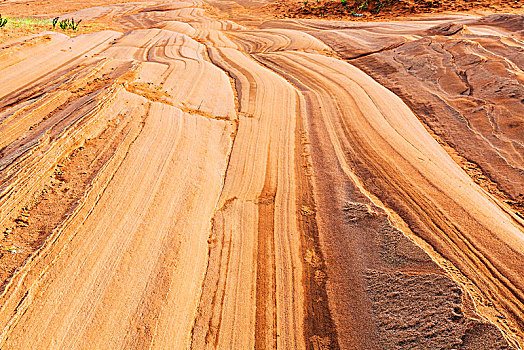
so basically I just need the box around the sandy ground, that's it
[0,0,523,349]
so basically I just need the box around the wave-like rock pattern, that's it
[0,2,521,349]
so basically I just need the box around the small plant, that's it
[341,0,347,5]
[303,0,309,6]
[52,16,59,29]
[57,18,82,31]
[0,14,8,28]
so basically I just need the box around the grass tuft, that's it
[3,16,52,29]
[57,18,82,31]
